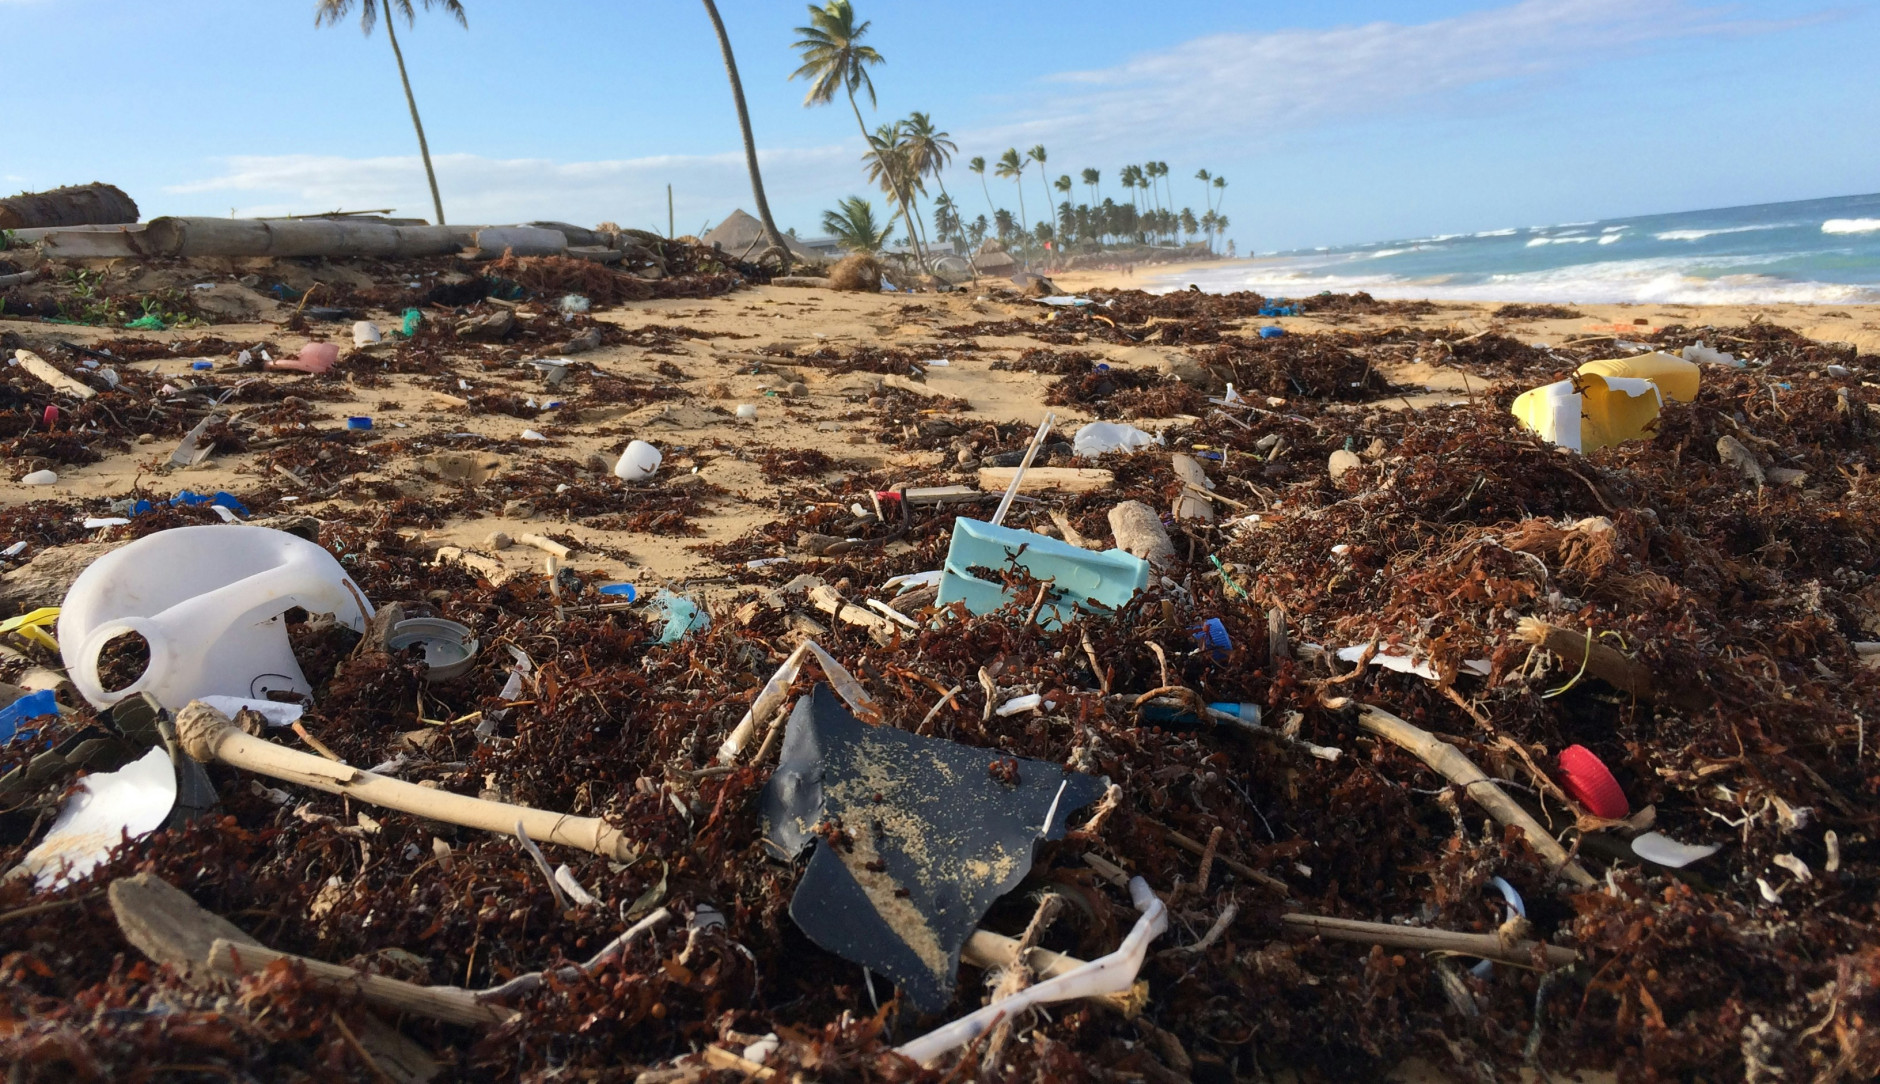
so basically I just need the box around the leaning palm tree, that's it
[969,156,997,221]
[901,112,957,212]
[994,148,1027,240]
[1027,145,1053,235]
[700,0,791,270]
[1081,167,1099,206]
[314,0,463,226]
[791,1,926,269]
[821,196,894,253]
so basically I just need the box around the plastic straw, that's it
[990,412,1055,528]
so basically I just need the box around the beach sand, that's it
[2,280,1875,592]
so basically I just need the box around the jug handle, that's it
[71,618,169,708]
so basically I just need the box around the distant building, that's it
[700,210,829,264]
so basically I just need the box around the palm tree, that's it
[1212,175,1227,214]
[1027,145,1053,235]
[314,0,463,227]
[1053,174,1072,208]
[1118,164,1143,214]
[1200,210,1218,252]
[993,208,1016,243]
[901,112,957,213]
[968,155,996,221]
[863,122,929,251]
[994,148,1027,243]
[1156,161,1173,213]
[1180,207,1198,243]
[1194,168,1212,212]
[700,0,791,270]
[821,196,893,252]
[932,192,960,248]
[1081,167,1099,206]
[790,1,927,269]
[1215,213,1231,253]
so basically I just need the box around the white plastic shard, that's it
[1630,831,1721,868]
[14,747,176,889]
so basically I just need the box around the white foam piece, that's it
[15,747,175,889]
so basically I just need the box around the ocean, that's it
[1162,192,1880,305]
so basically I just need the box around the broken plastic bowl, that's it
[58,525,374,710]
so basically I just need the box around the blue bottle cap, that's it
[346,416,373,430]
[192,361,213,370]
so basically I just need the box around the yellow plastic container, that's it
[1576,351,1699,403]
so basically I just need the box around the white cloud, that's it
[968,0,1824,153]
[165,145,854,230]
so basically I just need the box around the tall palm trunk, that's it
[381,0,446,227]
[847,92,926,269]
[1034,172,1053,237]
[701,0,791,270]
[978,174,996,222]
[1012,179,1026,243]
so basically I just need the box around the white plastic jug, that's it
[614,440,662,482]
[59,525,374,710]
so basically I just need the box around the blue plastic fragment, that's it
[1193,618,1232,661]
[1258,326,1286,339]
[936,519,1149,631]
[346,416,373,430]
[0,689,59,744]
[599,583,638,602]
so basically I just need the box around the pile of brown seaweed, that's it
[1,313,1878,1084]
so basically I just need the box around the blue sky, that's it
[2,0,1875,252]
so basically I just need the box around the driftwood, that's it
[35,217,476,260]
[1280,914,1579,968]
[175,702,634,860]
[0,182,138,230]
[109,874,442,1082]
[13,350,96,401]
[208,940,517,1027]
[1109,500,1177,570]
[976,466,1113,495]
[1354,703,1597,887]
[1513,617,1655,700]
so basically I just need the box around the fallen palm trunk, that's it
[1280,913,1578,967]
[175,702,635,859]
[33,216,478,260]
[1354,703,1597,887]
[0,182,138,229]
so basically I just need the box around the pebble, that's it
[785,382,809,398]
[1329,450,1362,485]
[486,531,513,551]
[502,499,535,519]
[135,433,155,445]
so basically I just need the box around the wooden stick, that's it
[176,702,634,860]
[1280,913,1578,968]
[1514,618,1653,700]
[208,939,518,1026]
[701,1046,777,1080]
[1155,825,1288,892]
[1354,703,1596,887]
[961,928,1138,1012]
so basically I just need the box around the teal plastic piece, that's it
[936,518,1149,630]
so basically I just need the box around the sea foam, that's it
[1823,218,1880,234]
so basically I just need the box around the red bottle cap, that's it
[1557,745,1628,819]
[42,405,57,429]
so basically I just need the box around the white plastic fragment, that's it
[995,693,1043,717]
[736,404,758,421]
[554,864,601,906]
[894,876,1169,1066]
[352,321,383,346]
[13,747,176,889]
[84,518,131,529]
[1072,421,1161,458]
[521,430,548,442]
[883,569,943,592]
[1629,832,1720,868]
[1682,341,1744,368]
[194,696,305,728]
[1772,853,1812,883]
[715,640,876,764]
[21,470,57,486]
